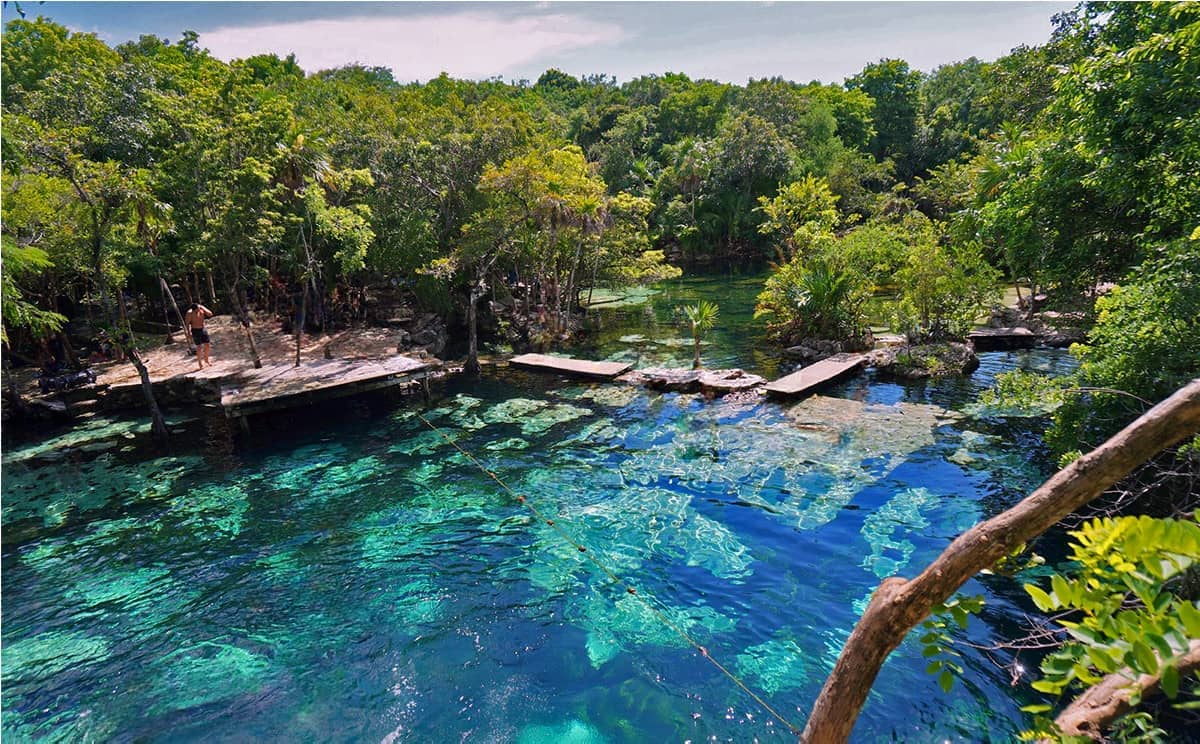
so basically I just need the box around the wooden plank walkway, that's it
[764,353,865,398]
[509,353,632,379]
[220,355,436,417]
[967,327,1038,351]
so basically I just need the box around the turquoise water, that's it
[1,269,1079,742]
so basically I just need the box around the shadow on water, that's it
[0,265,1080,742]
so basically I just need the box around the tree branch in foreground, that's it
[801,379,1200,743]
[1053,639,1200,740]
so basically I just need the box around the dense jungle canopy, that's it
[3,2,1194,356]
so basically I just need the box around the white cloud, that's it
[198,11,625,81]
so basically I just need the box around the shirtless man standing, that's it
[185,302,214,369]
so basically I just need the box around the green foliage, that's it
[1050,2,1200,242]
[846,58,922,177]
[1108,711,1171,744]
[755,176,840,262]
[919,594,986,693]
[682,300,719,369]
[1022,514,1200,701]
[892,221,1000,343]
[755,256,870,343]
[834,212,921,288]
[1051,240,1200,452]
[975,370,1071,417]
[1,238,67,343]
[798,82,876,152]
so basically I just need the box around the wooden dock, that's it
[764,353,865,398]
[509,353,632,379]
[220,355,436,418]
[967,327,1038,351]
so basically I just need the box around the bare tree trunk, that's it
[159,278,175,345]
[117,283,128,330]
[566,238,584,319]
[224,273,262,368]
[294,284,307,368]
[127,347,169,446]
[160,277,194,353]
[802,379,1200,743]
[206,269,218,311]
[92,225,113,324]
[587,249,601,310]
[465,280,483,376]
[60,333,82,370]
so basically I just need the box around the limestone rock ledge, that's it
[618,367,767,396]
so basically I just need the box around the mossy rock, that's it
[869,342,979,379]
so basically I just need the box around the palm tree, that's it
[683,301,719,369]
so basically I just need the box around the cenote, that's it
[1,268,1081,742]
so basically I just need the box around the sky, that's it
[1,2,1075,85]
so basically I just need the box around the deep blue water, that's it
[1,270,1078,742]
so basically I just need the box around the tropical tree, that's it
[755,175,841,262]
[754,255,870,344]
[682,300,719,369]
[846,58,922,178]
[0,239,66,347]
[892,225,1000,343]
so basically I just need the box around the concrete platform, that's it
[764,353,865,398]
[220,355,436,417]
[509,353,632,379]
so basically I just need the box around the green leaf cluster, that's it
[918,594,986,693]
[1022,514,1200,700]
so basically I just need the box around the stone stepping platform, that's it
[618,367,766,396]
[509,354,632,379]
[764,353,866,398]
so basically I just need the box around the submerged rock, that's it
[517,719,607,744]
[867,342,979,378]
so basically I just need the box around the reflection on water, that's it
[1,268,1077,742]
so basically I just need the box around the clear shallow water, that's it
[1,270,1080,742]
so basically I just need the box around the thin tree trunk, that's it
[224,273,262,368]
[692,327,702,369]
[295,285,307,368]
[566,238,584,319]
[465,282,482,376]
[159,278,175,345]
[60,333,82,370]
[206,269,218,311]
[802,379,1200,743]
[127,347,169,446]
[117,283,128,328]
[587,249,601,310]
[160,277,194,353]
[313,274,325,334]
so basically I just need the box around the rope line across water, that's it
[414,410,803,737]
